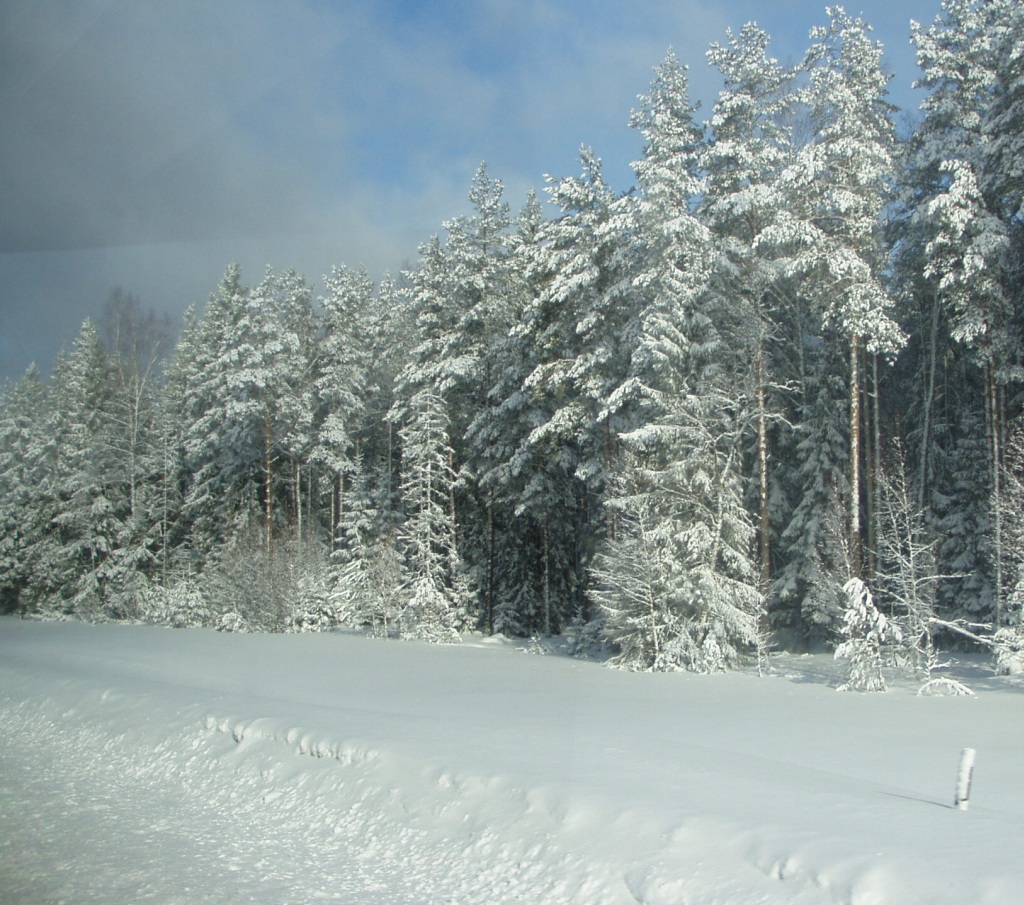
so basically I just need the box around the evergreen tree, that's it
[314,265,374,547]
[979,0,1024,226]
[758,10,903,639]
[799,7,904,575]
[331,460,408,635]
[396,164,521,627]
[181,263,251,560]
[772,338,853,639]
[466,190,551,634]
[835,578,897,692]
[510,149,637,631]
[898,0,1021,624]
[0,367,49,613]
[150,305,199,589]
[46,321,139,617]
[702,23,796,594]
[595,394,763,672]
[398,388,466,641]
[626,48,714,407]
[593,50,763,670]
[226,267,315,555]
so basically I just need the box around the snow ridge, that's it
[206,714,382,766]
[1,684,629,903]
[196,711,631,903]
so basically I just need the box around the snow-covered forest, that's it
[2,1,1023,671]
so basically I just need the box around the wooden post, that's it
[954,747,976,811]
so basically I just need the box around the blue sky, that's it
[1,0,945,381]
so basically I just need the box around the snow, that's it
[1,619,1022,904]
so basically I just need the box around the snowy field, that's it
[1,618,1022,905]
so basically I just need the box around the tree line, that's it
[2,1,1023,671]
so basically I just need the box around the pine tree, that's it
[773,341,853,639]
[313,265,374,548]
[798,7,904,575]
[755,10,903,640]
[149,305,198,589]
[899,0,1021,625]
[226,267,315,556]
[626,48,714,406]
[702,23,796,594]
[979,0,1024,226]
[510,149,637,630]
[331,461,408,635]
[395,165,523,628]
[835,578,897,692]
[98,291,171,611]
[16,352,73,613]
[466,190,551,635]
[592,50,764,670]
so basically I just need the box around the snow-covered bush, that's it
[287,568,342,633]
[331,538,408,637]
[142,578,215,628]
[401,577,461,643]
[835,578,900,692]
[217,611,252,633]
[203,539,287,632]
[993,626,1024,676]
[202,530,338,633]
[872,444,949,681]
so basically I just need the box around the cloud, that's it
[0,1,347,253]
[0,0,941,383]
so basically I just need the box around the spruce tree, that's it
[0,367,49,613]
[398,387,466,641]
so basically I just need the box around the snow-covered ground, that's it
[1,618,1022,904]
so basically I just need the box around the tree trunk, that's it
[756,342,771,593]
[864,347,878,580]
[542,522,551,637]
[486,499,495,635]
[330,471,338,552]
[264,408,273,558]
[849,333,862,577]
[986,365,1003,628]
[295,459,302,553]
[448,448,457,551]
[918,288,941,511]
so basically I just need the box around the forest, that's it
[1,1,1022,674]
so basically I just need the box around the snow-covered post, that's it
[954,747,976,811]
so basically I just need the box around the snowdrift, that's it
[1,618,1022,904]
